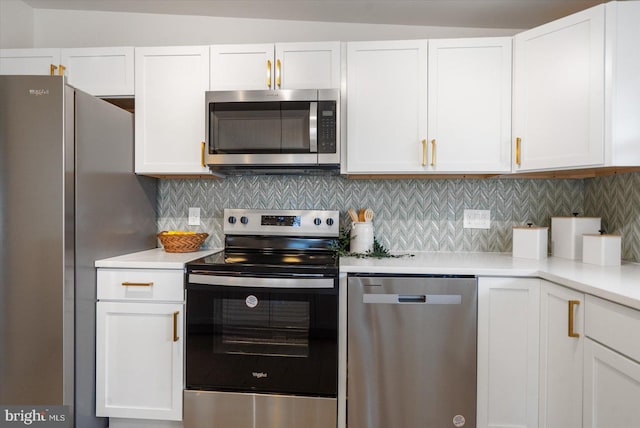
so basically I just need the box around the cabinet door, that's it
[539,281,584,428]
[427,38,512,173]
[135,46,210,175]
[346,40,427,173]
[513,4,605,171]
[96,301,183,420]
[275,42,340,89]
[477,277,540,428]
[210,44,274,90]
[0,48,60,75]
[583,339,640,428]
[61,47,134,96]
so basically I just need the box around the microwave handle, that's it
[309,101,318,153]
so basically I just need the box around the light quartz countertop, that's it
[95,248,220,269]
[96,249,640,310]
[341,252,640,310]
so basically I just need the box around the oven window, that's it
[219,297,310,357]
[210,101,311,153]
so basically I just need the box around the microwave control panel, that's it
[318,101,337,154]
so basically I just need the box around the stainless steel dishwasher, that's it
[347,275,477,428]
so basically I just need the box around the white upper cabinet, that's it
[513,2,640,172]
[346,38,511,175]
[513,5,605,172]
[61,47,134,96]
[135,45,211,176]
[604,0,640,167]
[210,42,340,90]
[210,44,273,90]
[274,42,341,89]
[0,48,60,75]
[427,37,512,173]
[0,47,134,96]
[346,40,428,173]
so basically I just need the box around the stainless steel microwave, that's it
[205,89,340,175]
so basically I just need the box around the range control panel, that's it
[224,209,339,237]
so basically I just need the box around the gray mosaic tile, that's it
[158,175,586,254]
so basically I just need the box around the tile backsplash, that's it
[585,171,640,263]
[158,176,585,253]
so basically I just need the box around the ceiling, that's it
[20,0,608,29]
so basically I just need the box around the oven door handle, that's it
[188,273,335,289]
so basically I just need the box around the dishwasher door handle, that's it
[362,294,462,305]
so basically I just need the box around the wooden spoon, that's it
[364,208,374,222]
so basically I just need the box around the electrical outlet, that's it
[188,207,201,226]
[463,209,491,229]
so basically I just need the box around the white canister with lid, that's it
[551,214,601,260]
[512,223,548,259]
[350,222,374,253]
[582,233,621,266]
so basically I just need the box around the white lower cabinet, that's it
[96,268,184,422]
[583,295,640,428]
[539,281,584,428]
[477,277,540,428]
[583,339,640,428]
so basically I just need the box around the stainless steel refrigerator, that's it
[0,75,157,427]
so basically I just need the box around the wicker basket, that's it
[157,231,209,253]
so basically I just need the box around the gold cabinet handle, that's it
[515,137,522,166]
[421,139,427,166]
[267,59,272,88]
[58,64,66,76]
[276,58,281,88]
[431,139,436,166]
[121,282,154,287]
[173,311,179,342]
[50,64,58,75]
[568,300,580,338]
[201,141,206,168]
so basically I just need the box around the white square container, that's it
[582,234,621,266]
[551,216,601,260]
[512,225,548,259]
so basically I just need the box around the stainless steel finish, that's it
[347,275,478,428]
[184,390,337,428]
[362,293,462,305]
[207,88,319,103]
[224,208,339,237]
[205,88,340,173]
[309,101,318,153]
[0,76,157,427]
[1,75,66,407]
[189,273,335,288]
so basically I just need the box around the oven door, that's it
[186,273,338,397]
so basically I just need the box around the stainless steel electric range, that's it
[184,209,340,428]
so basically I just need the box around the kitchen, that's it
[1,0,640,428]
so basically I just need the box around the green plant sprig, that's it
[330,227,414,259]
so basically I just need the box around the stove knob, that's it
[240,216,249,225]
[314,218,322,226]
[228,216,237,224]
[326,218,335,226]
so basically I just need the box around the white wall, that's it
[0,0,34,48]
[31,8,519,48]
